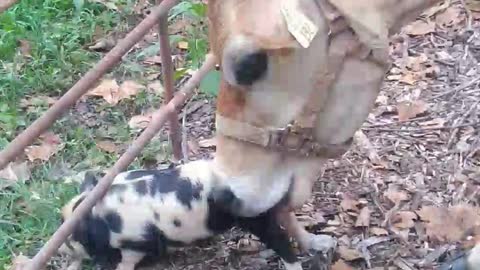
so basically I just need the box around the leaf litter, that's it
[16,0,480,269]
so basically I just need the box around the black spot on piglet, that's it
[173,219,181,227]
[104,211,123,233]
[210,187,244,215]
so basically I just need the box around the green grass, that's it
[0,0,210,268]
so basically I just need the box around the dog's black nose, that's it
[233,51,268,86]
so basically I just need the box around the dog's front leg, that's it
[277,209,336,256]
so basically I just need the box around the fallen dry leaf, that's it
[355,207,371,227]
[354,131,385,166]
[370,227,389,236]
[88,37,116,51]
[420,118,445,128]
[25,132,62,162]
[297,215,319,228]
[177,41,189,49]
[341,198,360,213]
[403,20,436,35]
[147,80,164,94]
[133,0,149,14]
[338,246,363,261]
[18,39,31,57]
[422,0,451,17]
[417,205,480,243]
[405,54,429,72]
[435,6,463,27]
[198,137,217,148]
[313,211,327,224]
[88,0,118,10]
[187,140,200,155]
[0,162,31,189]
[144,55,163,65]
[128,113,153,129]
[397,100,428,121]
[466,0,480,11]
[8,254,31,270]
[237,238,262,253]
[20,96,57,108]
[384,185,410,205]
[96,140,118,153]
[86,79,120,105]
[332,260,354,270]
[86,79,142,105]
[119,80,143,99]
[392,211,417,229]
[398,72,418,85]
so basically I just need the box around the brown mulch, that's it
[145,1,480,270]
[46,1,479,269]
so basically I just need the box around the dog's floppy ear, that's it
[80,171,98,192]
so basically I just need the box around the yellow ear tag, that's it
[280,0,319,48]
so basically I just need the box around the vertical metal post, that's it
[158,1,183,161]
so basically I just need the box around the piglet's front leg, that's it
[66,259,83,270]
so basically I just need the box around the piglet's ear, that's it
[80,171,98,192]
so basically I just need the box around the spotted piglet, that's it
[58,160,303,270]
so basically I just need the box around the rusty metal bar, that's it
[0,0,179,170]
[158,9,183,161]
[0,0,19,13]
[25,54,216,270]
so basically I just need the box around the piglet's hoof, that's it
[306,234,337,255]
[303,234,336,270]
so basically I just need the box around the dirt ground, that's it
[161,3,480,270]
[48,1,480,269]
[153,2,479,270]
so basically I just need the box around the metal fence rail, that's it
[0,1,216,269]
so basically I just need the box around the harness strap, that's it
[216,114,352,158]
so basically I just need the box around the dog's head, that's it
[207,0,442,218]
[208,0,441,88]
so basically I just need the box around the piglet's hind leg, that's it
[115,250,144,270]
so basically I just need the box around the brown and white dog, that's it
[206,0,442,255]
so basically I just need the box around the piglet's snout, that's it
[222,36,268,87]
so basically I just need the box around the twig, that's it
[431,75,480,99]
[362,121,480,132]
[460,0,473,31]
[364,115,432,128]
[446,101,479,149]
[180,90,199,161]
[0,0,18,13]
